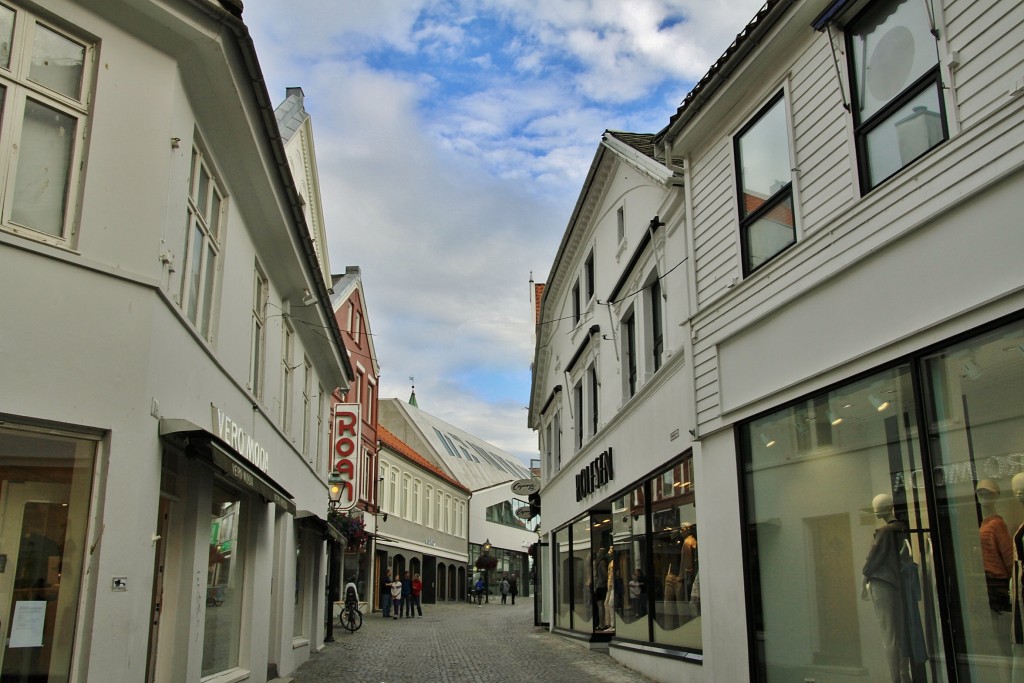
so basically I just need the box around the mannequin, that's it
[604,548,615,631]
[979,479,1014,614]
[862,493,912,683]
[594,547,608,630]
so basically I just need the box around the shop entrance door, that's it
[422,557,436,604]
[146,497,171,683]
[0,482,71,680]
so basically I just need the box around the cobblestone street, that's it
[284,600,654,683]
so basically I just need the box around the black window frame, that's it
[572,280,581,325]
[623,311,637,397]
[649,277,663,372]
[734,90,796,277]
[845,0,948,193]
[584,251,595,302]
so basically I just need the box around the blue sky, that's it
[243,0,767,465]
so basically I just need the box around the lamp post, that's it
[324,471,343,643]
[483,538,492,605]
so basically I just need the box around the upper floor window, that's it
[352,310,362,344]
[316,384,325,472]
[848,0,946,190]
[648,277,663,373]
[573,380,584,450]
[572,280,581,324]
[183,145,225,339]
[412,479,421,523]
[588,362,599,436]
[425,485,433,528]
[584,251,595,302]
[0,7,92,246]
[616,206,625,244]
[735,92,795,275]
[281,322,295,433]
[622,310,637,398]
[301,357,312,456]
[249,264,268,399]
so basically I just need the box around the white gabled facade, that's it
[0,1,351,681]
[532,1,1024,681]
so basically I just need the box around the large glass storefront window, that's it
[923,321,1024,682]
[0,425,95,682]
[555,527,570,627]
[742,319,1024,682]
[651,457,699,649]
[571,516,593,634]
[203,482,247,677]
[613,484,649,641]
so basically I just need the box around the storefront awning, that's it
[159,418,296,514]
[296,509,345,544]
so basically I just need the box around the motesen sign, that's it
[575,448,613,502]
[332,404,362,511]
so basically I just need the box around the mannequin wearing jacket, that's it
[862,493,912,683]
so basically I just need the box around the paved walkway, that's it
[288,599,654,683]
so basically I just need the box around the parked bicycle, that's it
[338,583,362,632]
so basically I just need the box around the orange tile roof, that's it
[377,425,472,495]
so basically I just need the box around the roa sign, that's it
[332,404,362,511]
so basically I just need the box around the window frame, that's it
[572,280,581,325]
[249,263,268,399]
[181,143,226,340]
[623,309,637,398]
[281,321,295,434]
[0,8,93,248]
[734,90,796,276]
[844,0,947,193]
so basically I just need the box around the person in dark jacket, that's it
[401,571,413,618]
[380,569,394,618]
[509,573,519,605]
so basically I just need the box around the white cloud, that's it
[242,0,768,462]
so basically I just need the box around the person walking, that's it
[410,573,424,617]
[474,576,485,606]
[380,569,394,618]
[500,575,510,605]
[509,573,519,605]
[390,573,403,620]
[401,571,413,618]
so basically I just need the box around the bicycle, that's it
[338,584,362,632]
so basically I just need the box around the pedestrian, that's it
[500,575,510,604]
[410,573,424,617]
[474,576,485,606]
[380,569,393,618]
[509,573,518,605]
[401,571,413,617]
[390,573,403,620]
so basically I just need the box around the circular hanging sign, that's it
[511,478,540,495]
[515,506,533,520]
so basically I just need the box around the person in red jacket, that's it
[409,573,424,617]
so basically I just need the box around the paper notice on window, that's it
[9,601,46,648]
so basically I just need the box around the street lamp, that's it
[324,471,344,643]
[483,538,492,604]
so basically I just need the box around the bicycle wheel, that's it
[340,608,362,632]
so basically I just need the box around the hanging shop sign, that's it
[212,405,270,473]
[576,447,614,502]
[515,506,533,520]
[332,403,362,512]
[511,478,541,496]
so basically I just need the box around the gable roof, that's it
[378,425,471,495]
[379,398,532,492]
[330,266,381,377]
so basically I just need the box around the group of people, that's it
[498,573,519,605]
[379,569,423,619]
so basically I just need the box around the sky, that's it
[243,0,767,466]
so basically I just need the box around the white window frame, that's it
[249,263,268,399]
[0,7,93,247]
[401,473,410,519]
[425,485,433,528]
[412,478,421,524]
[316,384,325,473]
[281,321,295,434]
[181,142,225,340]
[301,357,312,457]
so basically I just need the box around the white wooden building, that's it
[530,1,1024,681]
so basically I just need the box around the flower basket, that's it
[329,511,368,551]
[475,555,498,571]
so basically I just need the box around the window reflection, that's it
[651,457,699,648]
[570,516,592,634]
[202,483,245,677]
[613,486,649,641]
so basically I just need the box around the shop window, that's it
[735,92,795,275]
[848,0,946,191]
[293,527,307,638]
[203,481,247,677]
[570,517,592,634]
[182,144,225,340]
[741,366,936,680]
[554,527,570,628]
[0,6,92,247]
[613,485,649,642]
[0,424,96,682]
[650,458,698,649]
[922,321,1024,681]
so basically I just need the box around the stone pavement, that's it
[287,599,654,683]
